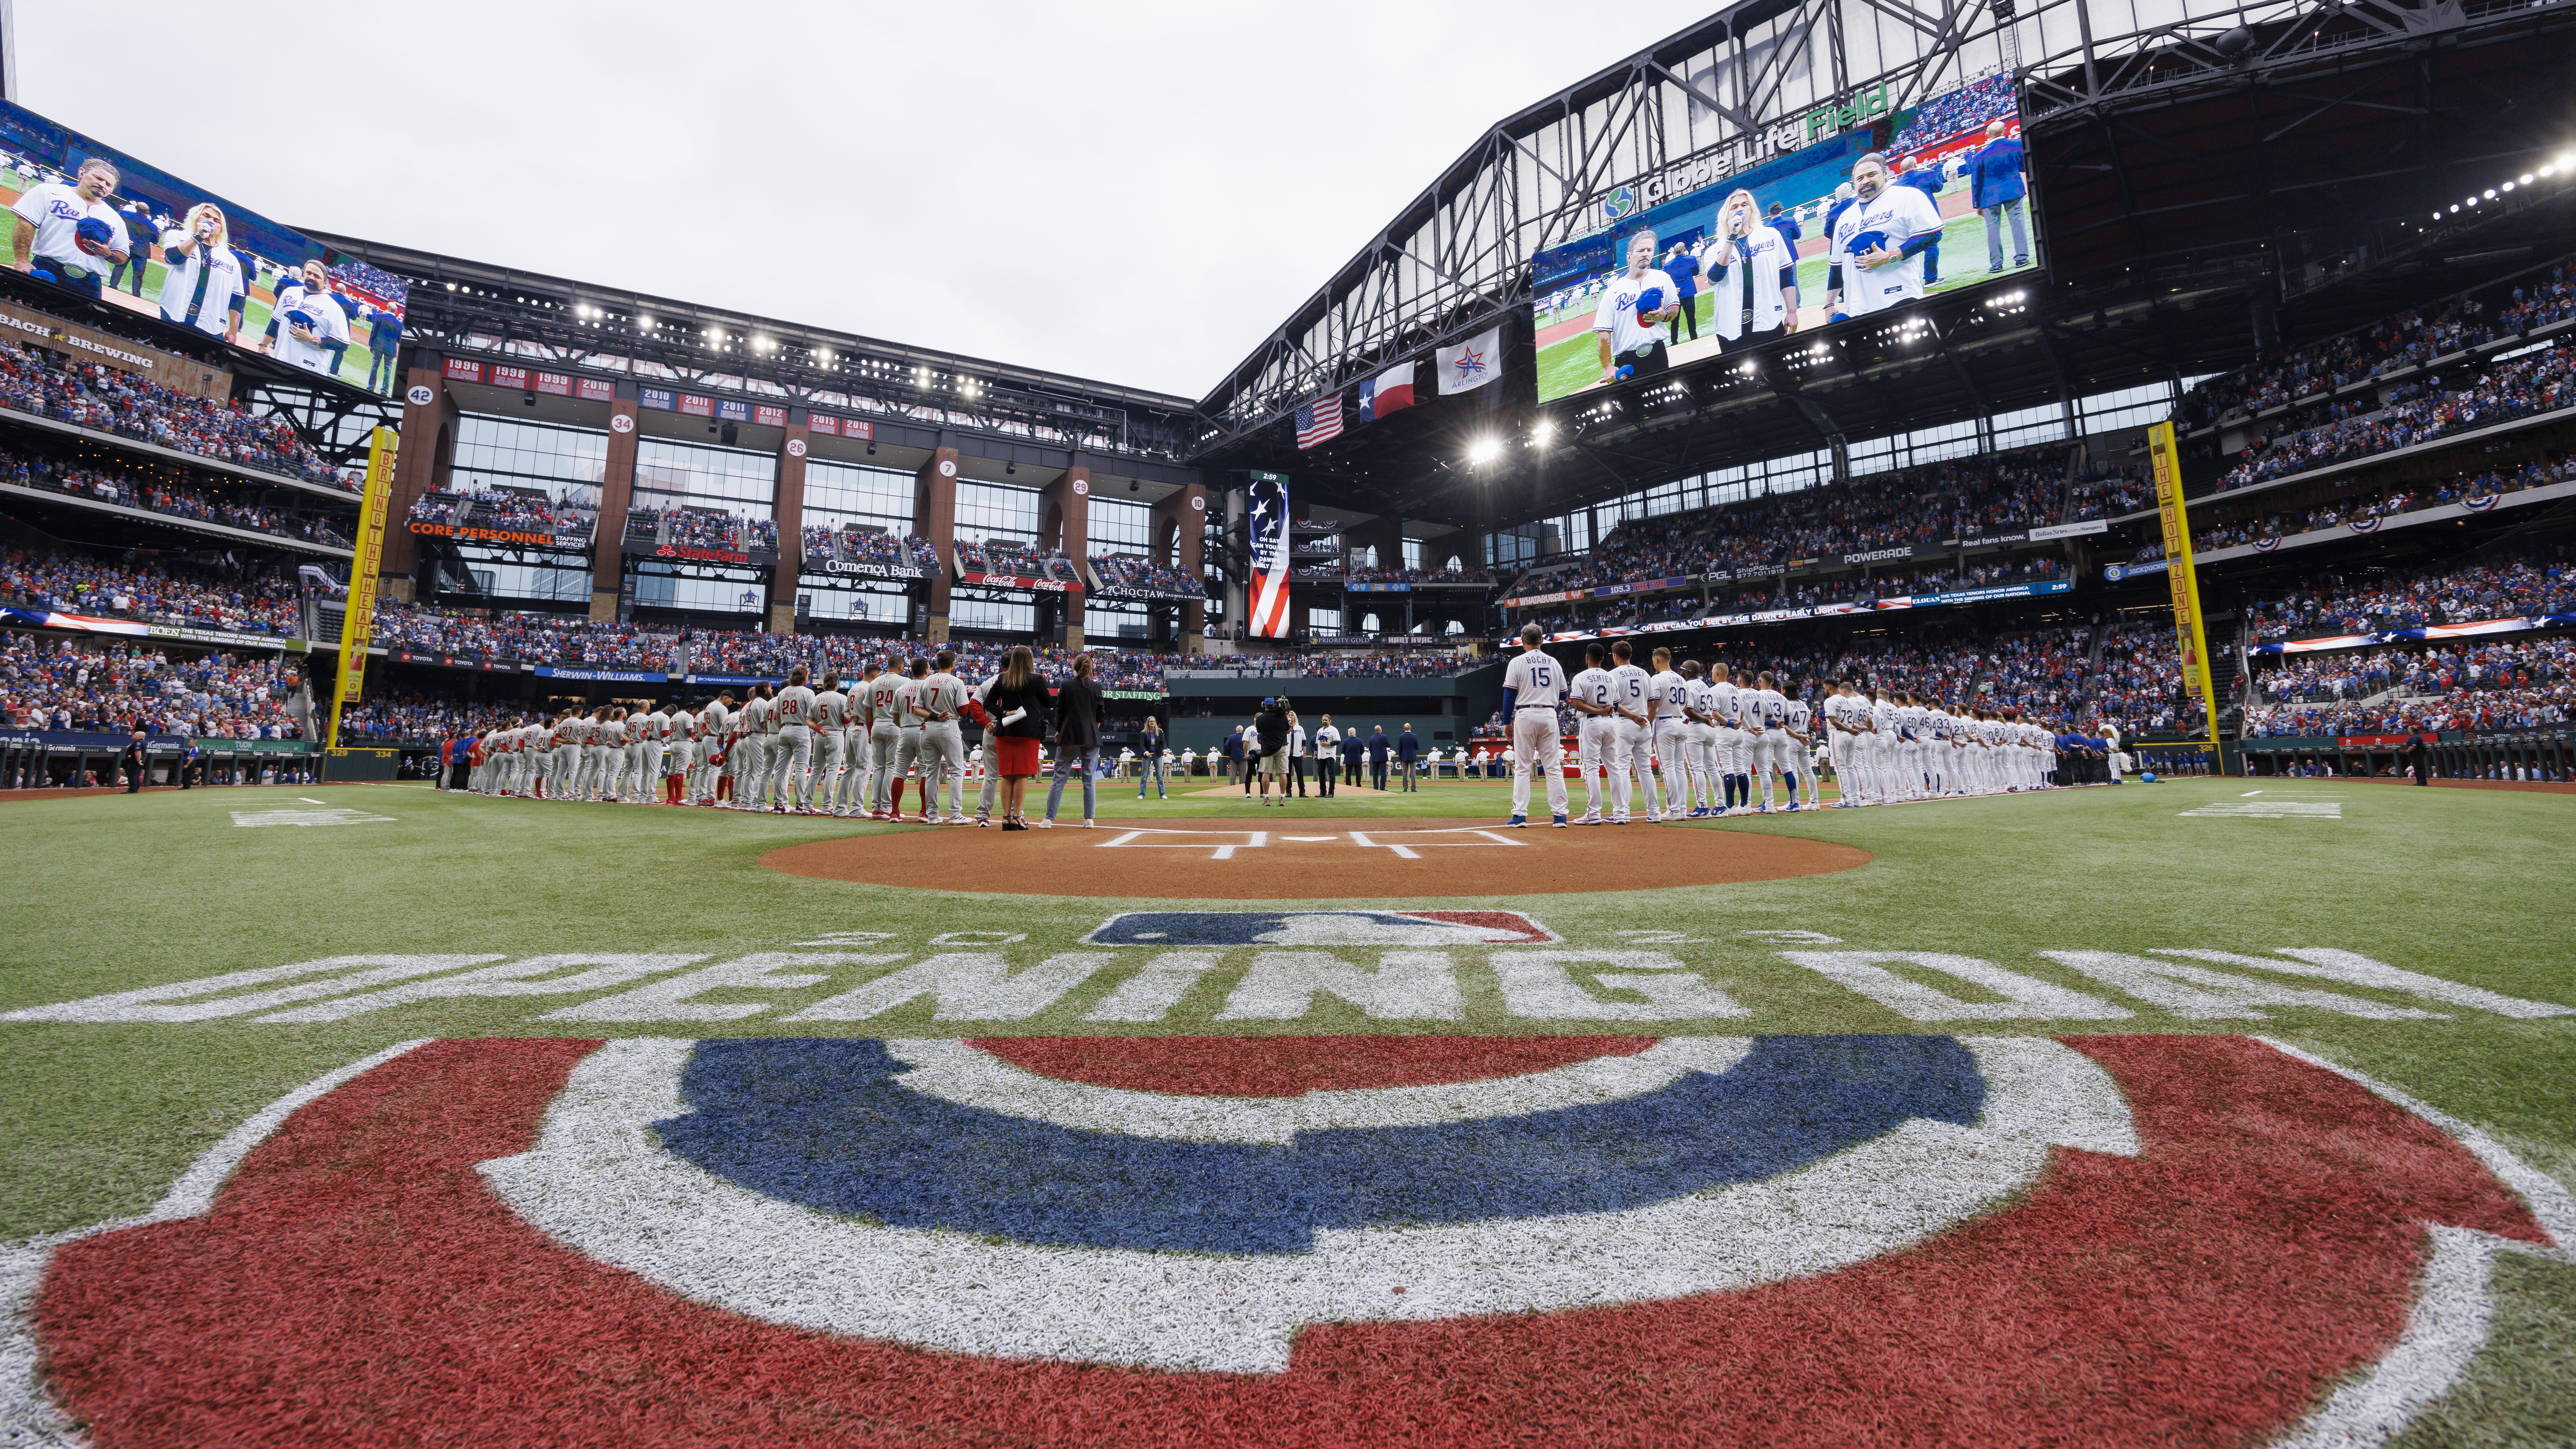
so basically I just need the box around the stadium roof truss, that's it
[307,233,1209,468]
[1190,0,2576,472]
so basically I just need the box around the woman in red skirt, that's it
[980,644,1052,829]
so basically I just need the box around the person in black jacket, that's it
[1136,716,1167,800]
[1043,653,1107,827]
[1251,697,1291,806]
[979,645,1052,829]
[119,731,149,794]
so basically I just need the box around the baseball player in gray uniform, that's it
[917,649,971,824]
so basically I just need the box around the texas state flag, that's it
[1354,362,1415,424]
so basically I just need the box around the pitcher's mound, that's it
[762,818,1869,899]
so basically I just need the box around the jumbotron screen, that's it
[0,100,409,397]
[1532,74,2035,404]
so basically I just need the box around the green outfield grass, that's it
[4,774,2569,1445]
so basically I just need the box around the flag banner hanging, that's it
[1246,470,1293,638]
[1356,362,1416,423]
[1437,328,1501,395]
[1294,395,1344,449]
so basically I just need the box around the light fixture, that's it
[1467,437,1504,466]
[1528,420,1554,445]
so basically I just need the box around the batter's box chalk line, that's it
[1093,826,1527,860]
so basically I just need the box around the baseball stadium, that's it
[2,1,2573,1445]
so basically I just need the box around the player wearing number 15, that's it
[1501,623,1569,828]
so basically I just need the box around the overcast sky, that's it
[16,1,1716,400]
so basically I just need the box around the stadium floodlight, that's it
[1528,420,1554,445]
[1468,437,1504,466]
[2522,173,2535,183]
[2483,189,2497,199]
[637,316,655,331]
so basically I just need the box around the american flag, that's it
[1294,393,1345,449]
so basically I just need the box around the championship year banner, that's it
[326,428,397,750]
[2146,421,2222,758]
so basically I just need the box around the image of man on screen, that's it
[1970,119,2030,273]
[155,202,245,343]
[1593,229,1677,386]
[1827,153,1944,319]
[8,157,128,298]
[1707,188,1799,344]
[264,258,349,377]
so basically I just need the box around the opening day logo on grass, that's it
[7,1029,2569,1448]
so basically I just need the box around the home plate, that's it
[762,819,1870,899]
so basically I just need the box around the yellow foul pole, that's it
[326,427,399,752]
[2144,420,2224,766]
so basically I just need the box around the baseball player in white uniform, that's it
[1828,152,1946,320]
[728,689,769,810]
[1680,661,1722,817]
[1647,647,1693,820]
[812,673,853,815]
[1500,624,1569,827]
[917,649,970,824]
[696,694,732,806]
[1606,640,1655,824]
[1746,672,1790,811]
[773,667,818,813]
[1568,642,1618,824]
[1706,663,1745,813]
[886,660,930,821]
[862,662,905,818]
[1783,692,1821,808]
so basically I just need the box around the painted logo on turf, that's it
[1084,909,1560,946]
[22,1034,2565,1447]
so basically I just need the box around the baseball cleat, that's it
[1507,814,1528,828]
[1552,814,1568,827]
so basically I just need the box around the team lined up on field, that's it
[463,650,999,820]
[1498,626,2065,827]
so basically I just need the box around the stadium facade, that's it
[1,0,2572,781]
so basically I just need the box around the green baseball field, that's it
[3,775,2568,1447]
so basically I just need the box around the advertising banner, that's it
[0,100,407,397]
[0,296,230,399]
[2029,518,2112,541]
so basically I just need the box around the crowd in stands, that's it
[2,546,302,635]
[957,538,1081,582]
[1343,565,1493,585]
[2199,451,2576,556]
[1502,447,2143,599]
[409,488,595,538]
[2182,260,2576,426]
[2248,556,2576,642]
[1888,73,2018,153]
[2217,339,2576,490]
[0,341,345,488]
[1,447,351,548]
[2244,637,2573,735]
[0,633,304,737]
[1090,554,1206,597]
[800,526,940,570]
[625,507,750,553]
[371,600,685,671]
[336,692,520,743]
